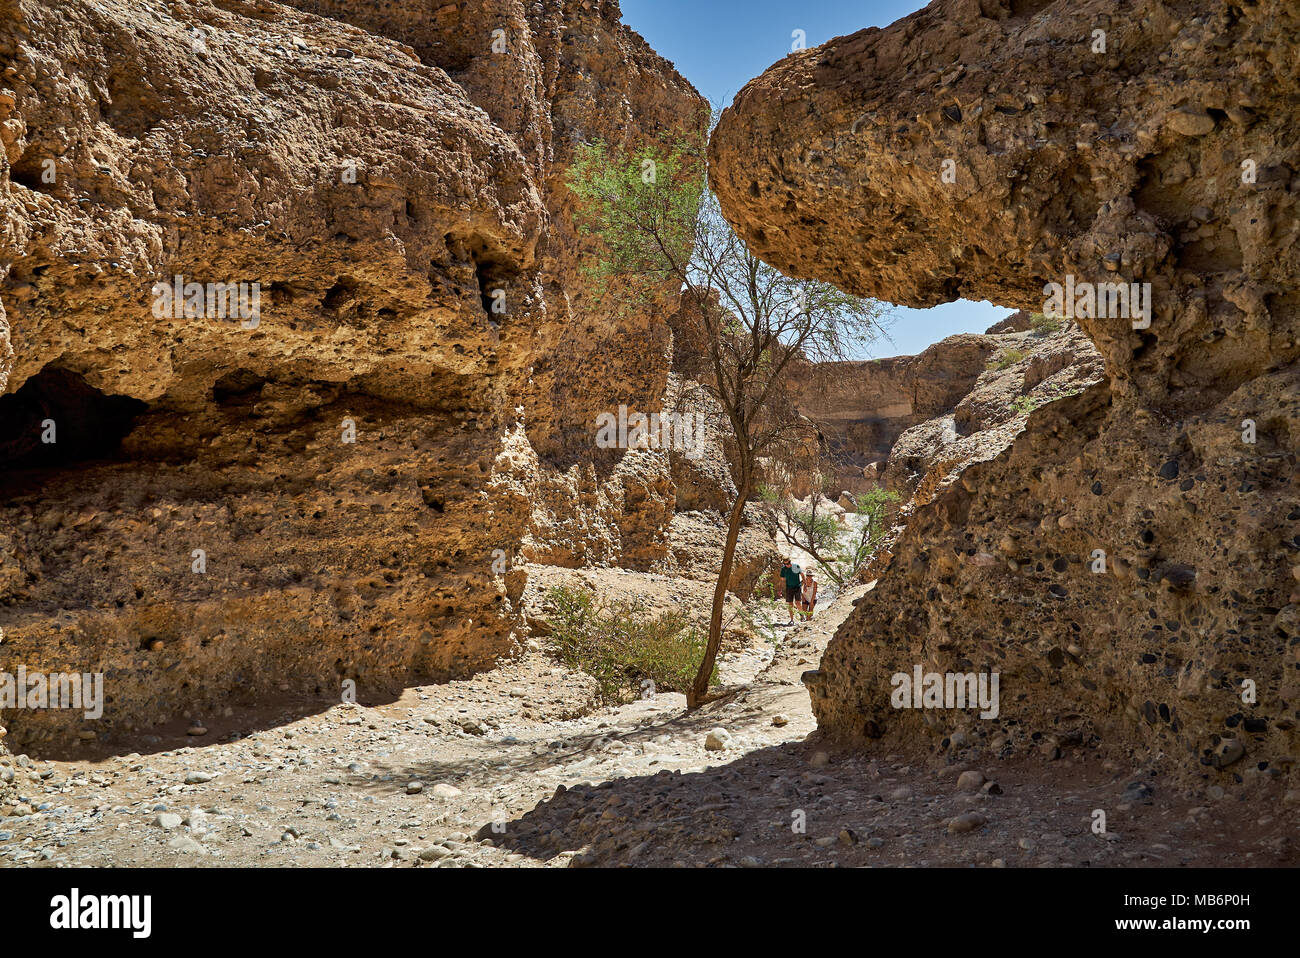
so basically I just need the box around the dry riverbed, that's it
[1,587,1293,868]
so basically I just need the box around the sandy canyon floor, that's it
[1,583,1294,869]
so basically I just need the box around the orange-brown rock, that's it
[711,0,1300,787]
[0,0,705,754]
[712,0,1299,403]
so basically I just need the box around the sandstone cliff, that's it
[0,0,705,753]
[711,0,1300,787]
[790,332,1000,495]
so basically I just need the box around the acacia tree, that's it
[567,135,891,707]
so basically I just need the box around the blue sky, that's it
[620,0,1011,358]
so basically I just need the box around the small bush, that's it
[988,347,1028,370]
[762,486,902,588]
[1029,312,1064,335]
[1011,395,1044,415]
[541,586,716,704]
[849,487,902,527]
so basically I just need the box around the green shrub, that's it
[1011,395,1044,415]
[851,487,902,526]
[764,487,902,588]
[988,347,1028,370]
[541,586,716,704]
[1029,312,1064,335]
[831,488,901,581]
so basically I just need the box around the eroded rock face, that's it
[0,0,704,753]
[880,320,1104,498]
[712,0,1299,405]
[790,334,1001,495]
[712,0,1300,785]
[283,0,703,459]
[655,508,780,603]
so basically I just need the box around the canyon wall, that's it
[711,0,1300,787]
[790,333,998,495]
[0,0,705,754]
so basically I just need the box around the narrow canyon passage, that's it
[1,0,1296,893]
[709,0,1299,796]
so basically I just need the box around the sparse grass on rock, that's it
[1028,312,1064,335]
[988,347,1028,371]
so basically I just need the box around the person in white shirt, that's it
[800,570,818,621]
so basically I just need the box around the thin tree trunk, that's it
[689,475,750,707]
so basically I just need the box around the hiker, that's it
[800,570,818,621]
[779,558,803,625]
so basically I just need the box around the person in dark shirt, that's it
[780,558,803,624]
